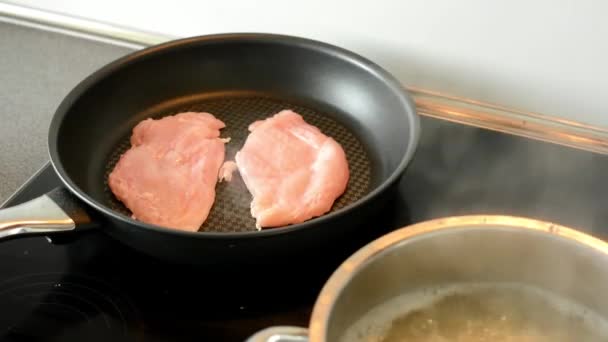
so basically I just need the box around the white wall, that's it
[11,0,608,127]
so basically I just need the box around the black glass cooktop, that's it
[2,116,608,341]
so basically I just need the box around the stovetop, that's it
[2,115,608,342]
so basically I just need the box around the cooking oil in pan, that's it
[342,283,608,342]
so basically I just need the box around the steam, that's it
[406,121,599,230]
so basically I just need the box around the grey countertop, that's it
[0,21,134,202]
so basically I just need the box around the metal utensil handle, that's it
[0,187,95,239]
[246,326,309,342]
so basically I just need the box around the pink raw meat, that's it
[108,112,227,231]
[218,161,238,182]
[235,110,349,229]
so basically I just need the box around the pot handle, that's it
[0,187,98,240]
[246,326,309,342]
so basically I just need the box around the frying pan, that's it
[0,33,419,264]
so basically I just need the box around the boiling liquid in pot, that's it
[341,283,608,342]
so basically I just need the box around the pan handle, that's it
[0,187,97,240]
[246,326,309,342]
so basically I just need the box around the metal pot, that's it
[247,215,608,341]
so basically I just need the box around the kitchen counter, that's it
[0,21,133,202]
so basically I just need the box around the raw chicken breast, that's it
[235,110,349,229]
[108,112,227,231]
[218,161,238,182]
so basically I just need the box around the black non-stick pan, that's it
[0,33,419,264]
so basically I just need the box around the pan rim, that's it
[48,32,420,239]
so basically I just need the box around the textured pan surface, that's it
[103,95,371,232]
